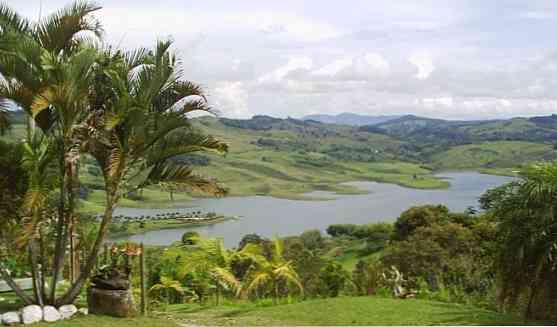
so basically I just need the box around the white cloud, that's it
[422,97,454,107]
[212,81,249,118]
[311,56,354,76]
[8,0,557,120]
[257,56,313,84]
[409,52,435,79]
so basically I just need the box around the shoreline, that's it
[108,215,238,239]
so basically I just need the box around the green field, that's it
[161,297,538,326]
[431,141,557,170]
[5,115,556,213]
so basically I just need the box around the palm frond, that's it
[245,272,271,296]
[142,161,227,196]
[35,0,103,55]
[0,3,31,34]
[274,264,304,294]
[212,267,241,294]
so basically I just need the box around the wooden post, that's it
[139,243,147,315]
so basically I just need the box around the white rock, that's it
[58,304,77,319]
[21,305,42,325]
[43,306,62,322]
[77,308,88,316]
[2,311,20,325]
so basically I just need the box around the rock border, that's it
[1,304,87,325]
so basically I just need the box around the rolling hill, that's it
[4,112,557,210]
[302,112,402,126]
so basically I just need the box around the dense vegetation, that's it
[1,1,556,326]
[122,162,557,323]
[0,0,226,308]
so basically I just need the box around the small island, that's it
[104,211,238,238]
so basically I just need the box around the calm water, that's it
[114,172,513,247]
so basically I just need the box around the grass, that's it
[35,316,180,327]
[431,141,557,170]
[162,296,539,326]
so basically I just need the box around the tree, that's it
[0,0,104,305]
[299,229,324,251]
[0,2,228,306]
[181,231,200,245]
[180,237,240,305]
[238,233,264,250]
[242,238,303,304]
[480,162,557,320]
[58,39,228,305]
[393,205,449,240]
[319,261,348,297]
[352,260,382,296]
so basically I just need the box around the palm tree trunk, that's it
[0,261,33,305]
[216,281,220,306]
[56,189,118,305]
[39,228,47,302]
[28,241,44,306]
[50,153,68,303]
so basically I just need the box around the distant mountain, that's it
[302,112,402,126]
[359,114,557,148]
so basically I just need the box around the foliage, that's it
[0,1,227,307]
[181,231,200,245]
[352,260,383,296]
[298,229,324,251]
[393,205,450,240]
[241,238,304,303]
[480,161,557,320]
[318,261,349,298]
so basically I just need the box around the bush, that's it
[393,205,450,240]
[299,229,324,251]
[181,231,200,245]
[319,261,349,297]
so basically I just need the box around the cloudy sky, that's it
[9,0,557,120]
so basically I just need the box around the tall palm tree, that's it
[57,40,228,305]
[241,238,303,304]
[0,2,228,307]
[0,1,104,304]
[481,161,557,319]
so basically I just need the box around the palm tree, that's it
[241,238,303,304]
[0,2,228,307]
[149,276,187,306]
[181,237,241,305]
[481,162,557,319]
[0,0,104,304]
[57,39,228,305]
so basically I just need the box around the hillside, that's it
[303,112,402,126]
[3,112,557,210]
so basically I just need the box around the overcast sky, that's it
[8,0,557,120]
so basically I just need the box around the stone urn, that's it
[87,287,136,317]
[87,267,136,317]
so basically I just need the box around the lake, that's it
[114,172,513,247]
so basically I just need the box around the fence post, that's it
[140,242,147,315]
